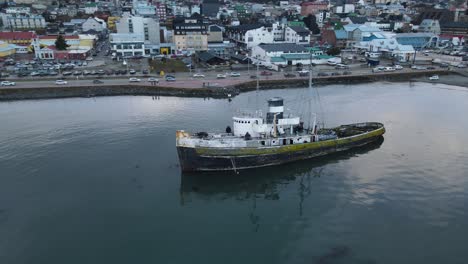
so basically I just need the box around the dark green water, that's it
[1,82,467,264]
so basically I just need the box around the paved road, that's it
[1,66,456,90]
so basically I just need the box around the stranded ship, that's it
[176,96,385,172]
[176,64,385,172]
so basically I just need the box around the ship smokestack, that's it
[267,97,284,124]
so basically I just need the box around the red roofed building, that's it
[301,1,329,17]
[0,31,36,45]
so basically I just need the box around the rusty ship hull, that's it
[176,122,385,172]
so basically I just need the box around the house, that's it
[226,22,288,48]
[285,26,311,44]
[335,4,355,14]
[38,35,81,49]
[133,0,156,16]
[321,29,347,48]
[197,51,226,65]
[300,1,329,16]
[208,25,223,43]
[82,17,107,32]
[342,16,368,25]
[173,15,208,54]
[110,33,145,57]
[84,2,98,15]
[419,19,441,34]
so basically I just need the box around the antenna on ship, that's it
[256,61,260,113]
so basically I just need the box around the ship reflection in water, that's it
[180,136,384,203]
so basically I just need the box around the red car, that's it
[261,71,273,76]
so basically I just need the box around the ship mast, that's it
[308,54,313,131]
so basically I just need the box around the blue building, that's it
[394,33,438,50]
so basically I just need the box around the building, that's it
[316,10,330,26]
[38,35,81,49]
[155,2,167,21]
[173,15,208,54]
[82,17,107,32]
[355,38,415,62]
[394,33,438,50]
[251,43,310,66]
[84,2,98,15]
[110,33,145,57]
[208,25,223,43]
[107,16,121,31]
[0,31,36,46]
[300,1,329,17]
[334,4,354,14]
[0,41,16,57]
[419,19,441,34]
[116,13,161,54]
[285,26,311,44]
[441,22,468,38]
[2,14,46,30]
[133,0,156,16]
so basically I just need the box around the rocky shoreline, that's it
[0,70,464,101]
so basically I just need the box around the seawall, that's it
[0,70,458,101]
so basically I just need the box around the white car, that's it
[429,75,439,80]
[230,72,241,77]
[193,73,205,78]
[217,74,227,79]
[129,77,141,82]
[148,77,159,82]
[55,80,68,85]
[0,81,16,86]
[394,65,403,70]
[384,67,396,72]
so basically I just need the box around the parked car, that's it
[97,70,105,75]
[148,77,159,82]
[317,72,329,77]
[427,66,436,70]
[73,71,82,76]
[30,71,40,76]
[230,72,241,77]
[250,75,257,79]
[129,69,136,74]
[284,73,296,78]
[335,64,349,69]
[165,75,176,82]
[331,72,341,76]
[394,65,403,70]
[193,73,205,78]
[373,67,385,73]
[384,67,396,72]
[0,81,16,86]
[142,69,149,75]
[55,80,68,85]
[93,79,104,84]
[342,71,352,75]
[429,75,439,80]
[129,77,141,82]
[62,71,73,76]
[217,74,227,79]
[260,71,273,76]
[456,64,467,68]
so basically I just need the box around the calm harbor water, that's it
[0,82,467,264]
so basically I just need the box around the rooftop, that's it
[259,43,308,53]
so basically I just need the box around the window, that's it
[261,141,265,145]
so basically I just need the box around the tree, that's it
[55,35,69,50]
[327,47,341,56]
[303,14,320,35]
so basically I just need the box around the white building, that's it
[84,2,98,15]
[2,14,46,30]
[110,33,145,57]
[285,26,311,44]
[316,10,330,26]
[419,19,441,34]
[251,43,310,66]
[82,17,107,32]
[335,4,355,14]
[133,0,156,16]
[355,38,415,62]
[116,13,160,46]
